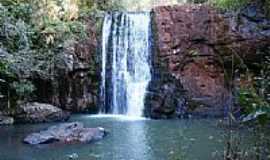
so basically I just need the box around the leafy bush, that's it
[10,80,35,102]
[238,87,270,125]
[0,61,8,98]
[0,61,9,75]
[265,0,270,17]
[0,4,31,52]
[209,0,251,11]
[0,0,127,108]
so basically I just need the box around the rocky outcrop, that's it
[33,20,100,113]
[144,72,187,119]
[147,4,270,118]
[0,112,14,125]
[24,122,106,145]
[14,103,70,123]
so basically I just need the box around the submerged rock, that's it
[24,122,107,145]
[14,102,70,123]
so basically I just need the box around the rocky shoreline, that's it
[0,102,70,125]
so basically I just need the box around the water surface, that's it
[0,115,251,160]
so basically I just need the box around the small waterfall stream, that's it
[100,12,152,117]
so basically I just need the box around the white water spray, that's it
[100,12,152,117]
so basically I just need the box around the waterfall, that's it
[100,12,152,117]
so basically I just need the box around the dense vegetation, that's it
[0,0,120,108]
[213,0,270,125]
[211,0,270,14]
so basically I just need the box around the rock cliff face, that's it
[33,20,100,113]
[146,4,270,118]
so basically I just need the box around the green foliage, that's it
[239,51,270,125]
[258,54,270,103]
[0,1,88,52]
[38,18,87,47]
[10,80,35,102]
[0,61,8,98]
[210,0,270,15]
[0,57,15,79]
[0,0,92,108]
[265,0,270,17]
[209,0,250,11]
[215,42,269,125]
[0,3,31,51]
[238,87,270,125]
[0,0,127,108]
[0,61,8,75]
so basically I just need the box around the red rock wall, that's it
[153,5,229,113]
[151,4,270,116]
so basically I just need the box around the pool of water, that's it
[0,115,252,160]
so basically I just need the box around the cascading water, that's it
[100,12,152,117]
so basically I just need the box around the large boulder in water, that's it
[23,122,107,145]
[14,102,70,123]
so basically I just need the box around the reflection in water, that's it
[124,120,151,160]
[0,115,254,160]
[95,115,152,159]
[89,114,148,121]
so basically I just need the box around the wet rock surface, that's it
[145,72,187,119]
[23,122,106,145]
[14,103,70,123]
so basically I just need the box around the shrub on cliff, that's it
[210,0,250,10]
[210,0,270,17]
